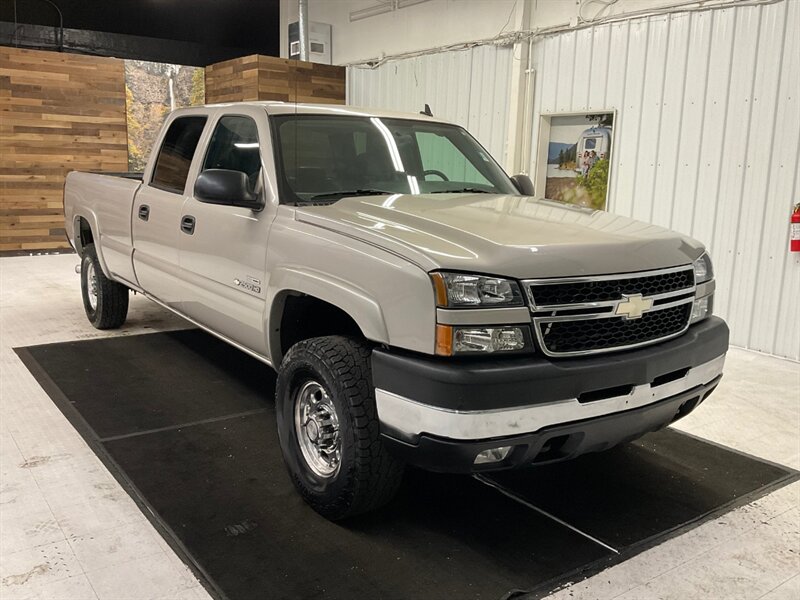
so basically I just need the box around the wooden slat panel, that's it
[0,47,127,252]
[205,55,345,105]
[204,54,260,104]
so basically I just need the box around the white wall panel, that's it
[347,44,514,166]
[538,33,560,114]
[729,4,786,352]
[572,28,595,110]
[753,0,800,359]
[712,5,762,328]
[670,11,712,237]
[530,0,800,360]
[652,12,690,228]
[633,16,670,224]
[587,23,612,113]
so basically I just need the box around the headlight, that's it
[691,252,714,324]
[431,272,524,307]
[690,295,712,324]
[436,325,532,356]
[693,253,713,284]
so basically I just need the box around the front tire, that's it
[276,336,404,520]
[80,244,129,329]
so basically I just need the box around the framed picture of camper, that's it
[534,112,615,211]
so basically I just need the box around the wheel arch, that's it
[74,215,94,256]
[72,213,112,278]
[267,268,389,365]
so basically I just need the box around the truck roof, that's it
[198,101,451,124]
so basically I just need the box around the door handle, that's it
[138,205,150,221]
[180,215,196,235]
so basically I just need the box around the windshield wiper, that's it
[428,188,494,194]
[308,189,395,201]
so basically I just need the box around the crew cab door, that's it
[178,109,275,355]
[132,114,208,305]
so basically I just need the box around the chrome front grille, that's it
[530,268,694,306]
[524,265,696,357]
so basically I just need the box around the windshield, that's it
[271,114,518,203]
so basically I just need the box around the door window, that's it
[203,116,262,185]
[151,116,207,194]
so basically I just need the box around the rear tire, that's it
[80,244,129,329]
[276,336,404,520]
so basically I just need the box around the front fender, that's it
[267,266,389,362]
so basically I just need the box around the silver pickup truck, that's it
[64,102,728,520]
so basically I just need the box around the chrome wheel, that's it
[85,261,98,311]
[294,380,341,478]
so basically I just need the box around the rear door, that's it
[132,113,208,306]
[178,108,276,355]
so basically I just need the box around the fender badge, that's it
[233,276,262,295]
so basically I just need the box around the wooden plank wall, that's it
[204,55,260,103]
[0,47,127,253]
[205,55,345,105]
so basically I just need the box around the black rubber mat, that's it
[16,329,798,600]
[486,429,793,551]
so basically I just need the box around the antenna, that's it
[420,104,433,117]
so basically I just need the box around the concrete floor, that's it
[0,254,798,600]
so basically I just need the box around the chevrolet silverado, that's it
[63,102,728,519]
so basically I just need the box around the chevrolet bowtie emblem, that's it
[615,293,654,319]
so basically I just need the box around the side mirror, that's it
[511,174,535,196]
[194,169,264,210]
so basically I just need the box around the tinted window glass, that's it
[272,115,516,203]
[203,116,262,184]
[151,116,207,194]
[277,119,346,194]
[416,131,491,186]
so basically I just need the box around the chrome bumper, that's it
[376,354,725,442]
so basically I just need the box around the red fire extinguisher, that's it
[792,203,800,252]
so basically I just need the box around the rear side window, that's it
[151,116,207,194]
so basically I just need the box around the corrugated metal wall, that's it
[530,0,799,360]
[347,44,514,166]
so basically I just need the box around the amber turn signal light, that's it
[435,324,453,356]
[430,273,448,307]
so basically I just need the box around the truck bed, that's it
[64,170,143,286]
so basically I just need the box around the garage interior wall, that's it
[529,0,799,360]
[0,47,128,252]
[348,44,514,169]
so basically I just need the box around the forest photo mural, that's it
[124,60,205,172]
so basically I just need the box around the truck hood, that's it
[295,194,704,278]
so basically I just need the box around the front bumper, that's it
[372,317,729,472]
